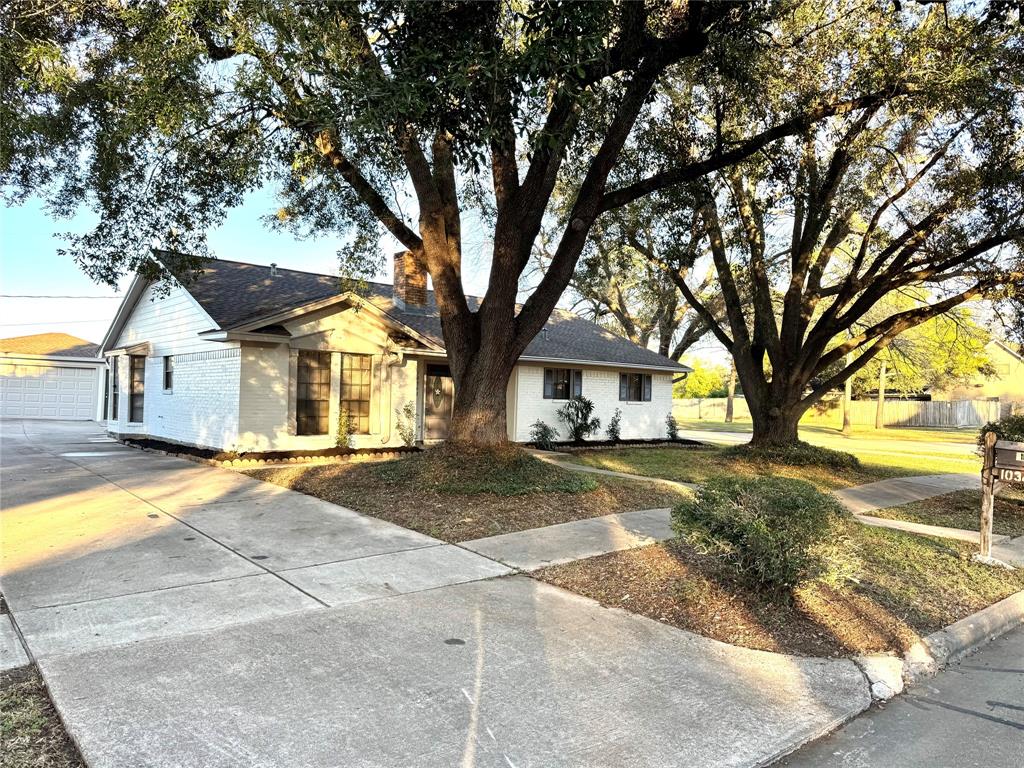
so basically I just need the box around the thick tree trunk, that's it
[445,344,517,447]
[749,404,803,446]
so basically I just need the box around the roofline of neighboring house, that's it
[0,351,105,364]
[992,339,1024,362]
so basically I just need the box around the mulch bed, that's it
[536,531,1024,658]
[1,668,84,768]
[119,436,420,463]
[246,461,688,542]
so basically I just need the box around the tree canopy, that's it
[3,0,1019,446]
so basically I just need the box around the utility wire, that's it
[0,319,111,327]
[0,294,123,299]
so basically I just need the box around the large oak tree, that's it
[2,0,984,445]
[629,7,1023,445]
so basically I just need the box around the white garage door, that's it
[0,362,99,420]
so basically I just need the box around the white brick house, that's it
[99,254,688,451]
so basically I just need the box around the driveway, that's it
[1,420,869,768]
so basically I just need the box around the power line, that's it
[0,319,111,327]
[0,294,123,299]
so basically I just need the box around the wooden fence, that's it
[673,397,1003,429]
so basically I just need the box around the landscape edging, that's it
[902,588,1024,685]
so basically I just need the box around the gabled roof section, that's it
[170,257,690,372]
[0,332,100,358]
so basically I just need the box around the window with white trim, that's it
[297,351,331,436]
[129,355,145,422]
[619,372,652,402]
[340,353,372,435]
[543,368,582,399]
[163,355,174,391]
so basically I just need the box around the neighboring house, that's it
[98,253,689,451]
[0,333,106,421]
[932,340,1024,404]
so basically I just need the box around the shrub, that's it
[672,476,851,592]
[557,396,601,443]
[335,408,357,449]
[529,419,559,450]
[665,413,679,440]
[721,440,860,469]
[394,401,417,446]
[606,408,622,442]
[978,414,1024,449]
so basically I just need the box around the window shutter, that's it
[543,368,553,399]
[619,373,628,401]
[572,369,582,397]
[643,374,652,401]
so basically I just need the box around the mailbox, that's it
[994,439,1024,483]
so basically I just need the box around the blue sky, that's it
[0,188,496,344]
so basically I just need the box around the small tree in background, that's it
[606,408,623,442]
[557,396,601,443]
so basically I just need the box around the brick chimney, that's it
[393,250,427,309]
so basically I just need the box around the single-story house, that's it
[98,253,689,451]
[931,340,1024,405]
[0,333,106,421]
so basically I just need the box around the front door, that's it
[424,364,454,440]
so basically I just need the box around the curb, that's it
[902,588,1024,684]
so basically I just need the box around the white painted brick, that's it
[510,364,673,442]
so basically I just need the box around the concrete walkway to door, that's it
[1,420,871,768]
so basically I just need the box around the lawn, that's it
[679,420,980,445]
[0,668,84,768]
[247,448,688,541]
[565,444,974,492]
[536,524,1024,658]
[870,488,1024,538]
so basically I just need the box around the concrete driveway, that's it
[1,420,870,768]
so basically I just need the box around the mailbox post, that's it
[978,432,1024,567]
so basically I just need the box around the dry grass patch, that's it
[536,523,1024,658]
[247,447,687,542]
[870,488,1024,538]
[1,668,84,768]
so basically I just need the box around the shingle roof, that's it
[180,259,688,371]
[0,332,101,358]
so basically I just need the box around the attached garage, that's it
[0,333,106,421]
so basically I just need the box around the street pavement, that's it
[779,623,1024,767]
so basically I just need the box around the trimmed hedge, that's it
[978,414,1024,449]
[673,476,852,592]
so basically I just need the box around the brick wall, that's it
[510,364,673,442]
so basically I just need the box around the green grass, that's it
[569,445,939,491]
[679,419,980,444]
[870,488,1024,538]
[373,446,598,496]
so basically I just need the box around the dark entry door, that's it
[424,364,455,440]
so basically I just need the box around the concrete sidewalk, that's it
[1,420,509,659]
[833,473,978,515]
[2,420,873,768]
[463,507,673,570]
